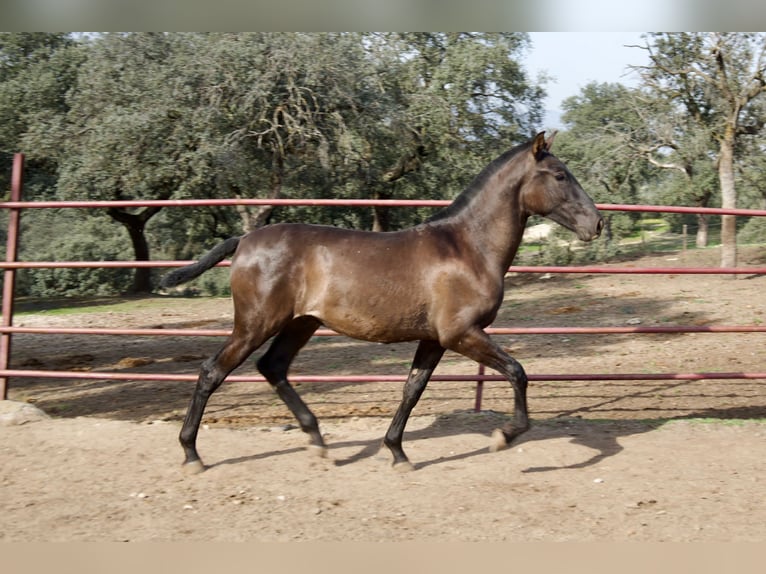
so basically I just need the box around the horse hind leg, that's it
[256,316,326,457]
[179,327,263,474]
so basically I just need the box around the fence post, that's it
[473,364,485,412]
[0,153,24,400]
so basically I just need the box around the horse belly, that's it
[299,280,433,343]
[287,228,437,342]
[327,316,432,344]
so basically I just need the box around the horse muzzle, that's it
[594,216,605,239]
[576,216,604,242]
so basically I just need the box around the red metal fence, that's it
[2,152,766,408]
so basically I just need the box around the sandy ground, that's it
[2,409,765,542]
[2,246,765,541]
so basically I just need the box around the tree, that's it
[557,82,652,244]
[191,32,368,231]
[736,115,766,244]
[635,32,766,268]
[54,33,212,293]
[361,32,544,230]
[8,33,548,296]
[625,86,721,247]
[0,32,80,195]
[188,32,545,234]
[0,33,86,294]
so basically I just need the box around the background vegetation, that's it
[2,32,765,297]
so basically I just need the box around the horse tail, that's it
[160,236,242,289]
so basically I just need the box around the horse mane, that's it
[426,139,533,223]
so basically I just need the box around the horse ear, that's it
[545,130,558,151]
[532,131,547,160]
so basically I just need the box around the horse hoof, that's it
[307,444,328,458]
[182,459,206,475]
[489,428,509,452]
[393,460,415,473]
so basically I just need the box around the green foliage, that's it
[559,83,649,207]
[556,83,653,245]
[0,33,82,199]
[532,226,625,267]
[3,32,766,298]
[637,33,766,265]
[739,217,766,245]
[15,209,133,297]
[3,32,549,297]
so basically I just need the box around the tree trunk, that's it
[694,186,712,248]
[235,204,275,232]
[235,154,282,232]
[603,214,613,244]
[695,214,708,248]
[107,207,162,294]
[371,189,391,232]
[718,131,737,270]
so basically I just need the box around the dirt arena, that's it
[1,247,765,541]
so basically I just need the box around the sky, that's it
[525,32,650,128]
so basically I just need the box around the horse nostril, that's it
[596,217,604,236]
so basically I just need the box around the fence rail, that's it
[3,196,766,218]
[3,260,766,276]
[2,324,766,337]
[2,152,765,409]
[2,368,765,384]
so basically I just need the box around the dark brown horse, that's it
[161,131,604,474]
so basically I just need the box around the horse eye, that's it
[554,173,566,181]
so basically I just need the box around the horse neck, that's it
[437,160,530,274]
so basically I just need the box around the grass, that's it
[516,217,766,265]
[517,224,688,263]
[543,416,766,428]
[13,295,229,317]
[14,296,163,316]
[664,417,766,426]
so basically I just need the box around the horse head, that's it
[521,131,604,242]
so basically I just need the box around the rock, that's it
[116,357,154,368]
[0,400,50,426]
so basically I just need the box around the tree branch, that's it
[640,149,691,177]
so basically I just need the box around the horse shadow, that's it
[321,413,651,473]
[203,414,646,473]
[208,403,766,473]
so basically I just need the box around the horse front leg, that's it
[446,327,530,452]
[383,340,445,472]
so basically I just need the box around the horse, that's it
[160,131,604,474]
